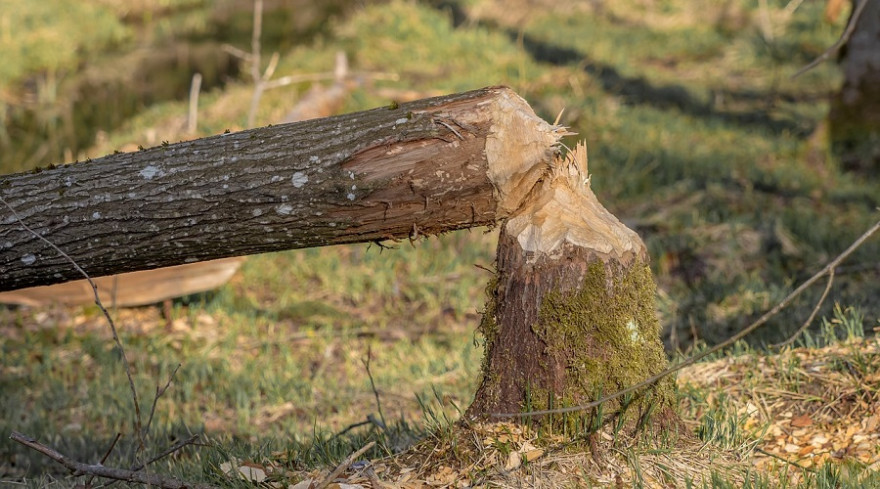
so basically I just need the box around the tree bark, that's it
[829,0,880,173]
[0,86,563,291]
[467,143,675,424]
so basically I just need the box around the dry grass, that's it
[679,327,880,486]
[230,420,751,488]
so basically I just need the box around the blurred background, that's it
[1,0,878,479]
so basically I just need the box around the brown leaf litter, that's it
[678,334,880,485]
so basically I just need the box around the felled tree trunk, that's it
[467,143,675,424]
[2,84,674,428]
[0,87,562,291]
[829,0,880,172]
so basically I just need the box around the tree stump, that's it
[467,143,675,425]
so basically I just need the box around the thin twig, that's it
[0,196,145,449]
[772,269,835,348]
[758,0,775,42]
[262,72,338,90]
[10,432,213,489]
[246,0,265,127]
[362,344,387,429]
[328,419,373,442]
[474,263,494,274]
[85,433,122,488]
[144,363,182,436]
[100,433,122,465]
[100,435,202,489]
[261,70,398,91]
[250,0,262,84]
[435,120,464,140]
[755,447,816,474]
[791,0,870,79]
[781,0,806,20]
[314,441,376,489]
[137,435,201,472]
[493,218,880,418]
[263,51,280,81]
[221,44,252,62]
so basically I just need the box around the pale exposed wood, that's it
[0,257,244,307]
[504,143,642,262]
[0,87,564,291]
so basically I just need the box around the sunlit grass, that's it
[2,0,880,486]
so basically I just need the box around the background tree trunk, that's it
[0,86,562,291]
[467,143,675,425]
[829,0,880,173]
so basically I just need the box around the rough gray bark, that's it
[829,0,880,172]
[1,86,562,291]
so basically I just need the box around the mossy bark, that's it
[467,143,675,426]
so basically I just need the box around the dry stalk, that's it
[187,73,202,134]
[772,269,834,348]
[315,441,376,489]
[363,343,388,430]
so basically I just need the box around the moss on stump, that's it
[467,143,676,430]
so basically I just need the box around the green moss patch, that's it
[534,260,675,420]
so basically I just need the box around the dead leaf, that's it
[798,445,815,456]
[784,444,801,453]
[219,458,268,483]
[238,463,267,483]
[505,451,522,470]
[523,448,544,463]
[790,414,813,428]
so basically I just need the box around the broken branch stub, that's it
[0,86,564,291]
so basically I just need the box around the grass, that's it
[2,0,880,487]
[0,0,129,88]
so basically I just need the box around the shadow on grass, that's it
[429,0,814,138]
[526,33,816,137]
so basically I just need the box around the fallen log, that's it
[0,86,564,291]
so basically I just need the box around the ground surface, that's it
[1,0,879,487]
